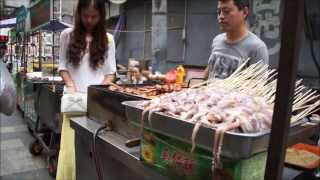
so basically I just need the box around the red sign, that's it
[0,35,8,42]
[160,148,195,172]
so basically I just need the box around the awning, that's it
[40,20,72,32]
[0,18,16,28]
[0,28,11,36]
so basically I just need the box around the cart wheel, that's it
[48,156,58,177]
[29,140,43,156]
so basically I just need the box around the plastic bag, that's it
[0,61,16,115]
[164,69,177,84]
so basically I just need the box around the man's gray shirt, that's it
[208,31,269,79]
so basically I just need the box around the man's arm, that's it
[204,37,217,80]
[251,44,269,66]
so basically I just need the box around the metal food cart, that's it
[69,0,319,180]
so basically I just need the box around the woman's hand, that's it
[66,84,78,93]
[59,70,78,92]
[102,74,122,89]
[102,74,115,85]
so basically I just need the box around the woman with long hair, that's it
[59,0,116,92]
[56,0,116,179]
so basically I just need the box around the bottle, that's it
[148,64,153,74]
[175,65,185,85]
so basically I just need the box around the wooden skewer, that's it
[294,91,317,107]
[293,86,306,97]
[307,106,320,116]
[294,95,319,108]
[191,61,319,124]
[293,101,320,122]
[293,104,313,111]
[199,61,261,89]
[293,89,313,104]
[293,92,304,103]
[227,58,251,79]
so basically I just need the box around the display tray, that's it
[285,143,320,171]
[123,100,320,160]
[87,84,151,121]
[87,83,183,121]
[87,85,152,138]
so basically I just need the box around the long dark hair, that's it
[68,0,108,70]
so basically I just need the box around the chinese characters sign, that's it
[250,0,281,56]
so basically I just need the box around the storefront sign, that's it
[16,6,27,33]
[250,0,281,56]
[30,0,51,30]
[10,29,17,43]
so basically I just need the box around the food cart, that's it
[69,0,320,180]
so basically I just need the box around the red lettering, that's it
[160,148,170,161]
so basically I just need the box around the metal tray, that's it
[87,85,151,139]
[123,100,320,160]
[38,84,64,133]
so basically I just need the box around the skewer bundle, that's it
[138,60,320,173]
[192,60,320,123]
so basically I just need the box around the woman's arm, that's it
[102,74,115,85]
[101,33,117,85]
[59,70,78,92]
[58,29,78,92]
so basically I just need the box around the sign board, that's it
[10,29,17,43]
[16,6,27,33]
[30,0,51,31]
[4,0,28,8]
[110,0,127,4]
[0,35,8,42]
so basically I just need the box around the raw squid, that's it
[138,86,274,172]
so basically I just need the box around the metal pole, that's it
[151,0,167,72]
[52,32,55,77]
[264,0,304,179]
[59,0,62,20]
[182,0,187,63]
[143,2,147,60]
[38,31,42,71]
[22,33,27,72]
[10,41,13,71]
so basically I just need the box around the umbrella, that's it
[40,19,72,32]
[0,18,16,29]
